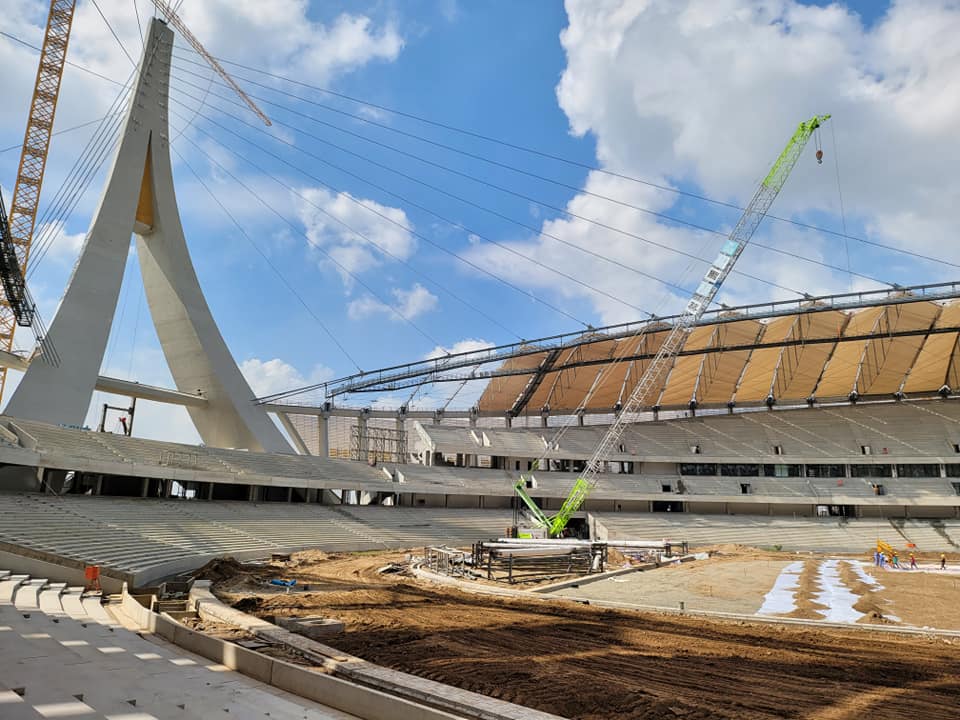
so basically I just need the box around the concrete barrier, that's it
[186,583,566,720]
[119,585,156,627]
[118,586,469,719]
[269,659,462,720]
[0,546,126,592]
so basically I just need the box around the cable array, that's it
[2,22,947,408]
[171,43,957,274]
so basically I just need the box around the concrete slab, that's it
[13,579,47,610]
[60,588,87,620]
[80,595,115,625]
[38,583,66,616]
[0,574,28,604]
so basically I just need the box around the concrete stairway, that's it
[0,569,360,719]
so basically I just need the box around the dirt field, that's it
[551,548,960,629]
[207,550,960,720]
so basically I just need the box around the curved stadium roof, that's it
[478,295,960,415]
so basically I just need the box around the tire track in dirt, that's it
[211,554,960,720]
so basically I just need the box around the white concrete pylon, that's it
[6,19,290,452]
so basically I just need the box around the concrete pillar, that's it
[317,414,329,458]
[5,19,288,453]
[141,478,149,498]
[94,475,103,496]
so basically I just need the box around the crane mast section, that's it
[0,0,76,399]
[546,114,830,537]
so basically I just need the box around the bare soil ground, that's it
[204,550,960,720]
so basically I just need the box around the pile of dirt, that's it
[194,557,266,584]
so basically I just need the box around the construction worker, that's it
[909,553,917,570]
[892,552,901,569]
[941,553,947,570]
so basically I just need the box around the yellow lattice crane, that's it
[0,0,77,402]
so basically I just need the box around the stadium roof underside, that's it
[261,282,960,415]
[480,298,960,414]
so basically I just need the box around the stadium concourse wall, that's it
[1,408,960,521]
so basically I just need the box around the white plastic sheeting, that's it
[813,560,864,623]
[756,561,804,615]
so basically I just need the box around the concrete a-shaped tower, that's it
[6,19,290,452]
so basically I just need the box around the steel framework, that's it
[256,280,960,405]
[0,0,76,401]
[350,423,408,464]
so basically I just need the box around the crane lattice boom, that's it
[0,0,76,401]
[527,115,831,537]
[150,0,271,126]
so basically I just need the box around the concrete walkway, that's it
[0,571,359,720]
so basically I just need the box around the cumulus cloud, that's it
[240,357,335,398]
[473,1,960,325]
[33,220,86,265]
[296,187,416,285]
[424,338,495,360]
[179,1,403,84]
[347,283,438,321]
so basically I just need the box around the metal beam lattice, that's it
[0,0,76,400]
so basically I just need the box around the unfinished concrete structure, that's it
[5,19,288,452]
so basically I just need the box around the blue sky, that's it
[2,0,958,441]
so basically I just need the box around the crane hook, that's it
[816,149,824,164]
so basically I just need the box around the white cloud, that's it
[177,1,403,85]
[33,220,86,264]
[296,187,416,285]
[240,357,334,398]
[347,283,438,321]
[470,0,960,325]
[424,338,494,360]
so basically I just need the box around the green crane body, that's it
[516,114,830,538]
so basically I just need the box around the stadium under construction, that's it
[2,4,960,720]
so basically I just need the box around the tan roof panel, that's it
[858,302,939,395]
[477,350,547,413]
[774,310,848,401]
[815,306,885,398]
[478,299,960,413]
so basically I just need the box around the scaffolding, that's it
[350,423,408,464]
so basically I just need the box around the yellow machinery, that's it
[877,540,895,556]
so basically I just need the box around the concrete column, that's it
[94,476,103,496]
[316,414,329,458]
[6,19,289,453]
[140,478,149,498]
